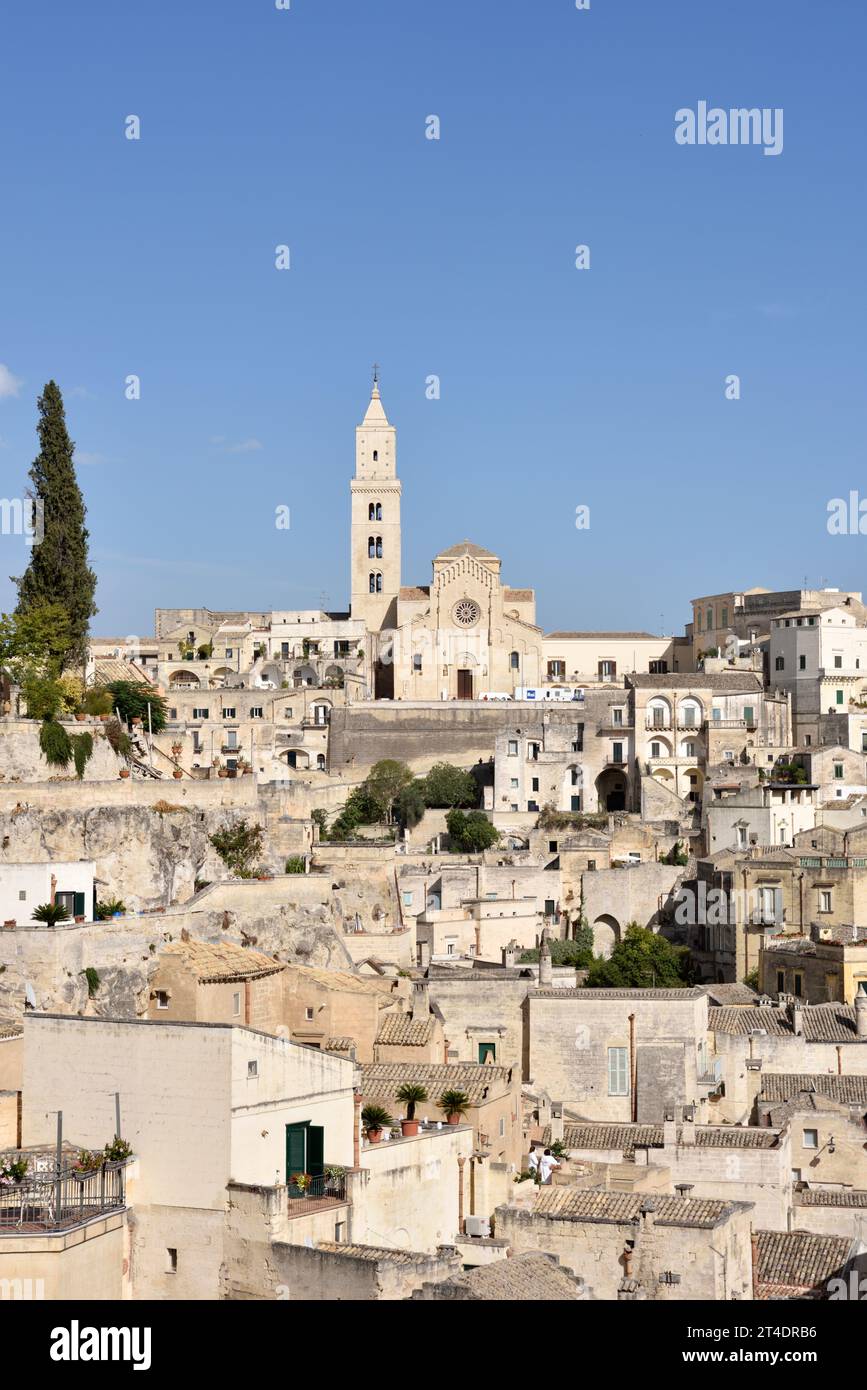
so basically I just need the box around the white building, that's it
[0,861,95,925]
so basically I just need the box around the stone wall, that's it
[329,704,566,777]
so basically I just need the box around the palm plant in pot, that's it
[361,1104,393,1144]
[396,1081,428,1137]
[439,1088,470,1125]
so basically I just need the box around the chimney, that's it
[538,929,553,988]
[411,978,430,1020]
[550,1101,564,1145]
[418,939,431,969]
[856,986,867,1039]
[791,1004,805,1036]
[502,939,519,969]
[680,1118,696,1146]
[662,1117,677,1149]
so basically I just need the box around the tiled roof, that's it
[698,983,760,1006]
[629,672,762,690]
[286,965,385,998]
[545,631,659,641]
[360,1061,512,1107]
[436,540,497,560]
[504,589,534,603]
[314,1242,424,1265]
[325,1037,356,1053]
[754,1230,852,1296]
[799,1190,867,1209]
[399,586,430,601]
[760,1074,867,1105]
[92,659,154,686]
[709,1002,865,1042]
[375,1014,435,1047]
[532,1189,736,1229]
[550,1122,779,1154]
[160,939,283,983]
[418,1253,585,1301]
[532,988,704,1001]
[0,1024,23,1040]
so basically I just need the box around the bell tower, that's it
[350,371,401,631]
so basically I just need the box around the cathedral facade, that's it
[349,382,544,700]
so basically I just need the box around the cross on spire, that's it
[372,362,380,387]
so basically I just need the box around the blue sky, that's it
[1,0,865,637]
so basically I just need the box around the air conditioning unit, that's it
[464,1216,491,1239]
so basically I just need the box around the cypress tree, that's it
[13,381,97,666]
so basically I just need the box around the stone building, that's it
[495,1189,754,1300]
[358,1060,522,1168]
[704,777,818,855]
[526,987,714,1123]
[760,924,867,1005]
[690,585,864,670]
[755,1078,867,1192]
[146,940,286,1030]
[768,601,867,747]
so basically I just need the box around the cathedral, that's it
[349,377,544,699]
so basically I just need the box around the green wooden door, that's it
[285,1123,307,1184]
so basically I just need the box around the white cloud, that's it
[0,364,23,399]
[76,450,108,466]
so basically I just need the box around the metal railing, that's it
[0,1160,127,1232]
[286,1169,348,1212]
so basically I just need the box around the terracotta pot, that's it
[3,920,16,927]
[366,1128,383,1144]
[446,1113,461,1125]
[400,1119,419,1138]
[217,769,228,779]
[75,713,86,722]
[74,915,85,924]
[119,769,130,779]
[172,769,183,780]
[99,714,110,722]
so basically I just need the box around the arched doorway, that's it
[593,914,620,958]
[595,767,627,812]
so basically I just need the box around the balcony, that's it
[286,1166,349,1218]
[645,719,672,731]
[0,1153,127,1234]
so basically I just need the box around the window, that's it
[776,970,785,993]
[611,742,623,763]
[510,778,518,789]
[649,659,668,674]
[510,651,519,670]
[167,1248,178,1274]
[834,763,844,779]
[478,1042,497,1063]
[372,450,378,461]
[706,608,713,630]
[412,652,422,672]
[499,1117,506,1137]
[651,742,662,758]
[587,859,596,871]
[803,1129,819,1149]
[721,607,728,626]
[281,641,290,658]
[743,706,754,725]
[222,707,236,719]
[368,503,375,520]
[599,660,616,680]
[18,889,26,900]
[794,972,803,998]
[402,891,413,906]
[305,1007,314,1021]
[532,777,539,792]
[836,689,844,705]
[247,1060,258,1078]
[508,740,518,756]
[723,749,734,762]
[775,656,784,671]
[684,742,696,757]
[549,840,558,852]
[251,706,263,718]
[820,890,832,913]
[608,1047,629,1096]
[737,826,748,848]
[613,708,623,726]
[834,655,843,668]
[527,800,539,812]
[225,648,233,659]
[155,990,169,1010]
[799,655,806,670]
[334,1221,346,1243]
[232,991,241,1016]
[376,573,382,593]
[545,899,556,917]
[225,731,238,749]
[548,660,565,679]
[192,707,209,720]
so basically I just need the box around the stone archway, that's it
[593,914,620,958]
[595,767,627,812]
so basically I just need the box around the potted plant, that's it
[104,1136,133,1163]
[396,1081,428,1137]
[0,1158,28,1185]
[439,1089,470,1125]
[172,768,183,780]
[75,711,86,722]
[171,743,183,757]
[290,1172,312,1198]
[361,1104,393,1144]
[119,768,131,779]
[72,1149,103,1178]
[323,1163,346,1196]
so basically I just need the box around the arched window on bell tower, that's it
[368,536,375,558]
[369,573,376,593]
[375,502,382,520]
[368,503,375,521]
[375,536,382,558]
[375,573,383,593]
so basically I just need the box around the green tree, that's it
[363,759,413,822]
[573,912,594,958]
[0,602,71,684]
[209,819,265,878]
[520,938,593,968]
[445,808,500,853]
[103,681,168,733]
[423,762,477,809]
[13,382,97,667]
[585,923,692,989]
[395,780,427,829]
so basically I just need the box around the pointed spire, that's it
[362,367,389,425]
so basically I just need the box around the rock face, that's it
[0,804,218,911]
[0,720,124,783]
[0,904,354,1026]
